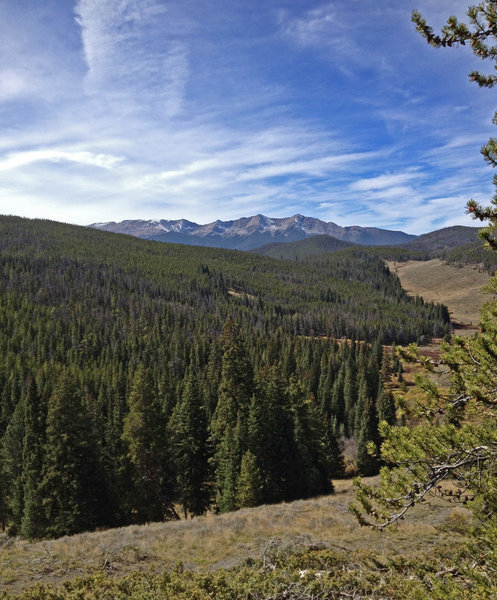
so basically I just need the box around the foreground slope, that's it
[0,479,468,596]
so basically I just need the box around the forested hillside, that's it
[0,216,449,539]
[251,234,356,259]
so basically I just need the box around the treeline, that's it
[0,216,449,539]
[442,240,497,273]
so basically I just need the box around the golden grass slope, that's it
[386,258,490,326]
[0,479,469,594]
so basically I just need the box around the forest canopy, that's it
[0,215,448,537]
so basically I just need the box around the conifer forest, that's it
[0,215,450,539]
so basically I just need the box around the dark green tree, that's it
[248,366,297,503]
[20,377,47,539]
[40,371,104,538]
[355,397,380,477]
[170,370,211,518]
[122,364,175,523]
[214,423,240,513]
[1,399,25,534]
[211,318,253,442]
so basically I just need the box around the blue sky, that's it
[0,0,494,234]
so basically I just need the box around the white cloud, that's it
[0,70,33,100]
[281,4,338,48]
[0,149,123,172]
[350,171,420,192]
[74,0,190,117]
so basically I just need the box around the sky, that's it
[0,0,495,234]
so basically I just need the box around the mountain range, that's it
[89,214,417,250]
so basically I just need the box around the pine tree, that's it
[214,423,239,513]
[211,318,253,441]
[248,366,297,503]
[170,370,211,518]
[323,415,345,479]
[354,4,497,587]
[211,319,253,511]
[40,371,104,537]
[291,380,334,498]
[355,397,379,477]
[0,459,8,530]
[122,364,175,523]
[1,398,25,534]
[236,450,263,508]
[20,377,47,539]
[376,385,396,427]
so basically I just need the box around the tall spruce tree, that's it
[211,319,253,511]
[122,364,175,523]
[40,371,103,538]
[214,423,240,513]
[1,399,25,534]
[236,450,263,508]
[210,318,253,442]
[20,377,47,539]
[248,365,297,503]
[170,369,211,518]
[290,377,334,498]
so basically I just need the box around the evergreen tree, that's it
[249,366,297,503]
[324,415,345,479]
[354,4,497,588]
[376,385,396,427]
[20,377,47,539]
[40,371,104,538]
[122,364,174,523]
[343,358,357,437]
[211,318,253,441]
[291,379,334,498]
[214,423,239,513]
[236,450,263,508]
[355,397,380,477]
[170,370,211,518]
[1,399,25,534]
[0,459,8,530]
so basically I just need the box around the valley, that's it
[0,215,492,598]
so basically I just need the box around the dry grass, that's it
[0,478,468,593]
[386,258,490,327]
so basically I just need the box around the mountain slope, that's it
[90,214,416,250]
[401,225,480,252]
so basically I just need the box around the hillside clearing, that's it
[386,258,490,326]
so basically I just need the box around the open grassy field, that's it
[0,478,469,594]
[386,258,490,327]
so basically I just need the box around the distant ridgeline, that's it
[0,216,449,539]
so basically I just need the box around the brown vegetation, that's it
[387,258,490,327]
[0,478,468,594]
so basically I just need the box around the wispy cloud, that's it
[0,0,492,234]
[75,0,190,117]
[0,149,123,172]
